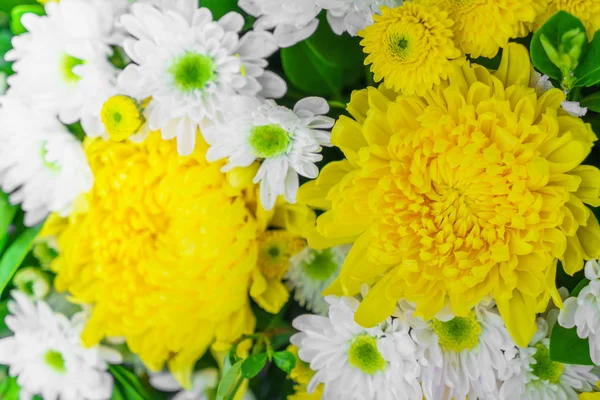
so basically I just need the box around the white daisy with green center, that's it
[291,296,422,400]
[500,316,600,400]
[118,0,286,155]
[5,0,123,137]
[399,299,517,400]
[285,245,349,315]
[205,96,333,209]
[0,98,93,226]
[0,291,122,400]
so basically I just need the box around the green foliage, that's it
[0,28,12,76]
[242,353,268,379]
[281,13,364,97]
[0,0,37,14]
[581,91,600,113]
[199,0,254,30]
[0,225,42,296]
[110,365,166,400]
[574,30,600,87]
[0,300,10,338]
[216,360,244,400]
[272,351,296,375]
[10,5,44,35]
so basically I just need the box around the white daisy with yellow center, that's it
[400,299,517,400]
[500,316,600,399]
[118,0,286,155]
[291,296,422,400]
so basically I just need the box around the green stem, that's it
[328,100,347,110]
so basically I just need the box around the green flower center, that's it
[61,54,85,83]
[531,343,564,383]
[44,350,66,374]
[169,52,216,92]
[302,249,339,281]
[248,124,291,158]
[40,141,61,172]
[348,335,386,375]
[430,314,482,352]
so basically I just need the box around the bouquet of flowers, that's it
[1,0,600,399]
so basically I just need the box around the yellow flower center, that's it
[101,95,145,141]
[258,231,305,280]
[430,314,481,352]
[531,343,564,383]
[347,335,386,375]
[249,125,292,159]
[61,54,84,83]
[44,350,66,374]
[40,141,61,172]
[169,52,216,93]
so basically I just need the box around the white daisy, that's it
[118,1,286,155]
[150,369,218,400]
[291,296,422,400]
[318,0,403,36]
[399,299,517,400]
[5,0,123,137]
[558,259,600,365]
[0,291,122,400]
[499,316,600,400]
[205,96,333,209]
[285,245,349,315]
[238,0,322,48]
[532,73,588,117]
[0,97,93,226]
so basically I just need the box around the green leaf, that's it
[217,359,243,400]
[0,191,18,243]
[581,91,600,112]
[242,353,268,379]
[281,13,364,97]
[272,351,296,374]
[530,11,587,81]
[10,5,44,36]
[199,0,254,30]
[574,31,600,87]
[0,300,10,338]
[0,29,12,76]
[109,365,164,400]
[550,322,594,365]
[0,225,41,296]
[0,0,38,14]
[571,278,590,297]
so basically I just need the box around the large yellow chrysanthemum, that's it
[299,44,600,347]
[417,0,545,58]
[359,3,463,96]
[535,0,600,40]
[50,131,280,387]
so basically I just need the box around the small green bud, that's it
[540,34,563,68]
[32,240,59,270]
[13,267,50,300]
[560,28,587,70]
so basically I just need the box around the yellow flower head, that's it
[359,3,463,95]
[51,131,269,388]
[580,392,600,400]
[100,95,145,141]
[299,44,600,348]
[286,345,323,400]
[535,0,600,40]
[417,0,544,58]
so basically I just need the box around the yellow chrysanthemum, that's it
[299,43,600,347]
[535,0,600,40]
[288,385,324,400]
[359,3,463,95]
[50,131,286,388]
[417,0,545,58]
[100,95,145,141]
[286,345,323,400]
[580,393,600,400]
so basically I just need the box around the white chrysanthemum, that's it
[0,98,93,226]
[118,1,286,155]
[291,296,422,400]
[0,291,122,400]
[205,96,333,209]
[150,369,218,400]
[5,0,123,137]
[532,73,588,117]
[559,259,600,365]
[285,245,348,315]
[318,0,403,36]
[399,299,517,400]
[239,0,321,47]
[500,316,600,400]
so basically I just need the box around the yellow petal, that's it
[493,43,534,88]
[496,290,538,347]
[354,272,397,328]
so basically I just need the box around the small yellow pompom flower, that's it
[50,131,284,388]
[299,43,600,348]
[100,95,145,141]
[535,0,600,40]
[359,3,463,95]
[417,0,544,58]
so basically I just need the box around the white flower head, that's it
[205,96,333,210]
[0,98,93,226]
[239,0,322,48]
[285,245,349,315]
[118,1,286,155]
[500,315,600,400]
[532,73,588,117]
[558,259,600,365]
[318,0,403,36]
[150,369,218,400]
[5,0,123,137]
[0,291,122,400]
[291,296,422,400]
[399,299,517,400]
